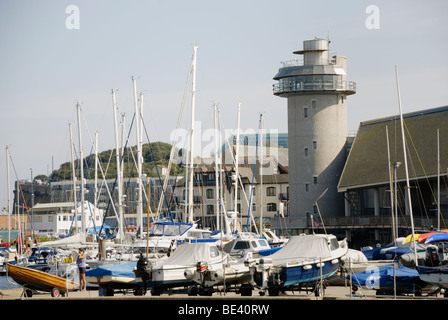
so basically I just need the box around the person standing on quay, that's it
[77,248,87,291]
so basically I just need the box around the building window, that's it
[195,173,203,184]
[311,100,317,109]
[206,188,214,200]
[304,147,309,157]
[266,186,276,197]
[313,176,318,184]
[304,107,309,118]
[252,203,256,212]
[305,183,310,192]
[206,205,214,215]
[313,141,317,149]
[267,202,277,212]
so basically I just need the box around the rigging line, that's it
[218,114,257,233]
[403,120,447,229]
[139,107,175,216]
[69,144,99,236]
[100,113,136,237]
[7,151,38,243]
[156,59,193,219]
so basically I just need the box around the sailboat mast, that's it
[6,146,11,243]
[94,132,99,226]
[234,103,241,217]
[132,77,143,238]
[112,89,124,243]
[437,129,440,231]
[259,113,264,234]
[187,46,198,223]
[395,65,417,264]
[214,104,220,230]
[76,103,86,233]
[68,123,78,233]
[385,126,396,243]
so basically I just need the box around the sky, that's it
[0,0,447,211]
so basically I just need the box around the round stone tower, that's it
[273,38,356,229]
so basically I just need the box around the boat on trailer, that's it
[248,234,348,296]
[6,262,78,297]
[134,242,227,295]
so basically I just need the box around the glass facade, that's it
[274,75,356,94]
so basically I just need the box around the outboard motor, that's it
[134,254,152,294]
[425,246,440,267]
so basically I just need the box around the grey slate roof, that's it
[338,106,448,192]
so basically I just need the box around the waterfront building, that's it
[29,201,103,237]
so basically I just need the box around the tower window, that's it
[304,147,309,157]
[311,100,317,109]
[304,107,308,118]
[305,183,310,192]
[313,176,318,184]
[313,141,317,149]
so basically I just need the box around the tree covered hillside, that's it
[50,141,185,182]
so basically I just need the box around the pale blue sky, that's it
[0,0,447,210]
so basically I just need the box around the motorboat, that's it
[248,233,348,296]
[222,232,277,258]
[131,221,218,255]
[133,242,227,295]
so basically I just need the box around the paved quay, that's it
[2,285,444,319]
[0,285,444,300]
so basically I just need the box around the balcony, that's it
[271,215,439,231]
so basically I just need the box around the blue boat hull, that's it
[280,260,340,287]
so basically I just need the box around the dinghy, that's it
[6,262,78,297]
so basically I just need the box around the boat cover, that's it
[417,232,436,243]
[266,235,333,265]
[155,243,223,268]
[86,262,137,278]
[342,249,368,264]
[42,232,86,247]
[362,245,413,260]
[350,264,418,289]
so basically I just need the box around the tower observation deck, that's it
[273,38,356,96]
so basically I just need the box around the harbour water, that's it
[0,275,20,290]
